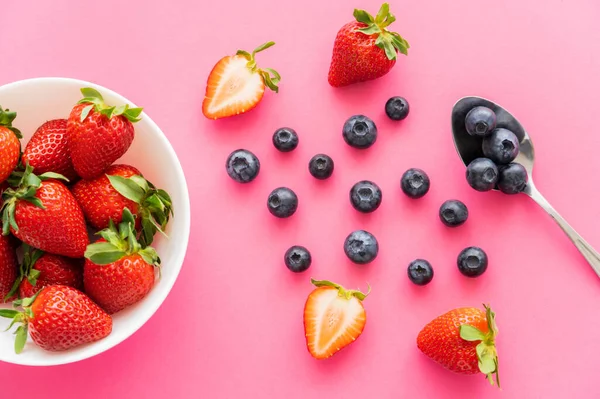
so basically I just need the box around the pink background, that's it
[2,0,600,397]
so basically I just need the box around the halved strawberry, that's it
[202,42,281,120]
[303,279,369,359]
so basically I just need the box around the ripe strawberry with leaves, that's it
[202,42,281,119]
[22,119,79,182]
[72,164,172,246]
[328,3,409,87]
[417,304,500,387]
[0,285,112,353]
[304,279,369,359]
[0,107,22,183]
[84,208,160,314]
[1,164,89,258]
[0,234,18,303]
[67,88,143,179]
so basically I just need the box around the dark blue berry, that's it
[272,128,299,152]
[226,149,260,183]
[401,168,430,199]
[267,187,298,218]
[466,158,498,192]
[457,247,488,277]
[439,200,468,227]
[465,106,497,137]
[498,163,528,194]
[350,180,382,213]
[343,230,379,264]
[482,128,520,164]
[308,154,334,180]
[407,259,434,286]
[342,115,377,149]
[284,246,312,273]
[385,97,410,121]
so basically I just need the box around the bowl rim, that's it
[0,76,191,366]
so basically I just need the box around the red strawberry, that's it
[417,305,500,387]
[0,107,22,183]
[83,208,159,314]
[328,3,409,87]
[304,279,369,359]
[202,42,281,119]
[67,88,143,179]
[0,234,18,303]
[72,164,173,246]
[0,285,112,353]
[22,119,79,182]
[1,165,89,258]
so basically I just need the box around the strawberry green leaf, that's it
[21,197,45,209]
[252,41,275,56]
[14,325,27,354]
[479,353,496,375]
[375,3,389,24]
[123,107,143,123]
[38,172,68,182]
[139,246,160,267]
[80,87,104,101]
[459,324,485,341]
[98,228,124,249]
[80,105,94,122]
[27,269,41,286]
[108,175,145,203]
[0,309,19,318]
[236,50,252,60]
[353,9,375,24]
[129,174,149,191]
[85,242,127,265]
[358,25,381,35]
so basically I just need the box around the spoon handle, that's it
[527,184,600,278]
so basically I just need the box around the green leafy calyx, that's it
[77,87,143,123]
[236,42,281,93]
[0,106,22,139]
[310,278,371,301]
[353,3,410,60]
[0,290,42,354]
[5,244,45,301]
[459,304,500,388]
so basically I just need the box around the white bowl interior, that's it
[0,77,190,366]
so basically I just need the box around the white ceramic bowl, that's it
[0,77,190,366]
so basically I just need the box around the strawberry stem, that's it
[310,278,370,301]
[77,87,143,123]
[353,3,410,60]
[0,106,22,139]
[236,42,281,93]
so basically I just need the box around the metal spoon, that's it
[451,96,600,278]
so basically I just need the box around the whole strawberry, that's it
[1,164,89,258]
[72,164,173,246]
[0,107,22,183]
[84,208,160,314]
[0,234,18,303]
[328,3,409,87]
[0,285,112,353]
[417,304,500,387]
[22,119,79,182]
[67,88,143,179]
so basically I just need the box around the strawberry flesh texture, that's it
[19,254,83,299]
[0,234,18,303]
[67,104,134,180]
[28,285,112,351]
[12,180,89,258]
[0,126,21,184]
[328,22,397,87]
[22,119,79,182]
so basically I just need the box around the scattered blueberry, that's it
[272,127,299,152]
[407,259,434,286]
[482,128,520,164]
[267,187,298,218]
[350,180,382,213]
[385,96,410,121]
[225,149,260,183]
[439,200,469,227]
[342,115,377,149]
[343,230,379,264]
[401,168,430,199]
[498,163,528,194]
[466,158,499,192]
[457,247,488,277]
[308,154,334,180]
[284,246,312,273]
[465,106,497,137]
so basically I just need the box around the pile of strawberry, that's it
[0,88,173,354]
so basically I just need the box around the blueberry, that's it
[308,154,334,180]
[439,200,468,227]
[267,187,298,218]
[498,163,528,194]
[407,259,434,286]
[385,96,410,121]
[457,247,488,277]
[482,128,520,164]
[401,168,430,199]
[284,245,312,273]
[272,127,299,152]
[226,149,260,183]
[466,158,498,192]
[465,106,497,137]
[350,180,382,213]
[342,115,377,149]
[343,230,379,264]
